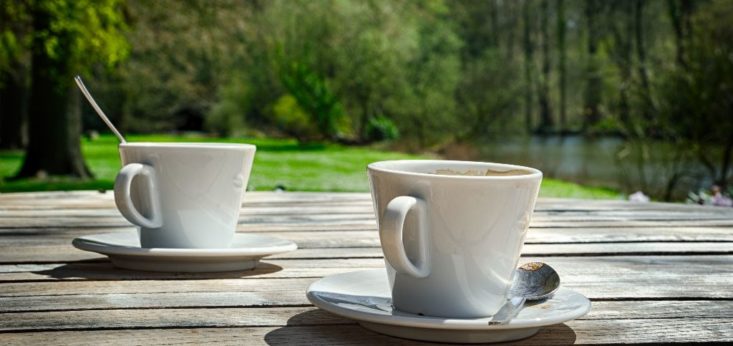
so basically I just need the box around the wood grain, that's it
[1,319,731,345]
[1,191,731,344]
[1,301,731,332]
[1,241,732,265]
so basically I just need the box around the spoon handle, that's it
[74,76,127,143]
[488,296,527,325]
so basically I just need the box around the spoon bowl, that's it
[510,262,561,301]
[489,262,560,325]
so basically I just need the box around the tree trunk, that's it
[667,0,694,70]
[719,136,733,191]
[15,6,92,179]
[0,67,28,150]
[583,0,602,131]
[634,0,654,126]
[523,0,534,134]
[537,0,553,134]
[609,0,634,132]
[505,2,518,60]
[556,0,566,135]
[489,0,499,47]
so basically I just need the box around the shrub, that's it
[365,115,399,142]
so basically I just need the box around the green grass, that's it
[540,179,620,199]
[0,134,620,198]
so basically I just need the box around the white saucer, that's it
[307,269,591,344]
[72,232,297,273]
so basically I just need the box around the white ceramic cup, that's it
[114,142,256,249]
[367,160,542,318]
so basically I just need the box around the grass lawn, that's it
[0,134,620,199]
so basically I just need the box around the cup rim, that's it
[367,160,542,180]
[119,142,255,151]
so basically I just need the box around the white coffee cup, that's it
[368,160,542,318]
[114,142,255,249]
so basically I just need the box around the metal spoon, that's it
[74,75,127,143]
[488,262,560,325]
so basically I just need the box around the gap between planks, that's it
[0,319,731,345]
[0,300,731,332]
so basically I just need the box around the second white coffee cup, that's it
[368,160,542,318]
[114,142,255,249]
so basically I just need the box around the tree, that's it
[536,0,553,134]
[279,61,343,141]
[0,59,28,150]
[582,0,603,131]
[15,0,128,179]
[450,1,523,139]
[522,0,535,133]
[0,1,31,149]
[657,0,733,191]
[556,0,567,134]
[608,0,634,130]
[634,0,654,127]
[120,0,254,134]
[667,0,695,69]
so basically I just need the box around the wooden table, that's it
[0,191,731,345]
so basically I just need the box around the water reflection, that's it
[472,135,714,200]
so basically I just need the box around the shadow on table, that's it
[264,309,577,345]
[34,259,283,279]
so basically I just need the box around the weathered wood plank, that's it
[3,210,733,229]
[0,307,345,332]
[0,255,731,284]
[2,225,733,245]
[1,226,732,266]
[2,277,731,313]
[0,301,730,332]
[0,256,730,313]
[0,190,706,205]
[1,319,731,345]
[0,191,731,344]
[3,191,732,214]
[1,241,732,266]
[4,206,733,219]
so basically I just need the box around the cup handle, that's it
[380,196,430,278]
[114,163,163,229]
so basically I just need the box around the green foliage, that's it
[0,1,30,75]
[653,0,733,187]
[2,0,127,85]
[393,7,462,147]
[33,0,128,72]
[115,0,253,132]
[4,0,724,151]
[1,0,728,197]
[657,0,733,142]
[272,94,319,140]
[206,77,248,137]
[279,61,343,141]
[365,115,400,142]
[455,49,523,137]
[233,0,463,146]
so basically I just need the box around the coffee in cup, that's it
[368,160,542,318]
[114,142,255,249]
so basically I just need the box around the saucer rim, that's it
[72,232,297,258]
[306,269,591,331]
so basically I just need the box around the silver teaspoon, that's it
[488,262,560,325]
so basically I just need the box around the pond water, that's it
[468,135,715,200]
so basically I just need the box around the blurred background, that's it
[0,0,731,204]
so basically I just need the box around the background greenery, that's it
[1,0,731,201]
[0,134,618,198]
